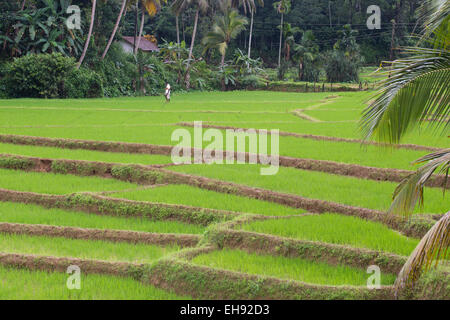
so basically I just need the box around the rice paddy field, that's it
[0,90,448,300]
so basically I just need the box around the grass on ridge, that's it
[239,214,419,256]
[111,184,306,216]
[0,143,173,165]
[191,248,397,286]
[0,233,180,264]
[168,164,449,214]
[0,266,190,300]
[0,201,205,234]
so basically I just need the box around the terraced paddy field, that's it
[0,91,448,300]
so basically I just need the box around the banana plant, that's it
[11,7,49,54]
[233,48,263,76]
[9,0,83,56]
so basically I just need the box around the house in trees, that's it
[119,36,159,54]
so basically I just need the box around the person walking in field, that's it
[164,83,171,102]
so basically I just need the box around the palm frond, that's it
[395,211,449,296]
[388,149,450,218]
[170,0,187,15]
[418,0,450,42]
[202,7,247,56]
[360,47,450,144]
[197,0,209,13]
[142,0,165,17]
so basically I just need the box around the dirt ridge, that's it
[0,251,394,299]
[157,168,436,238]
[210,228,407,274]
[148,259,395,300]
[1,134,446,187]
[0,152,437,237]
[0,222,200,247]
[178,122,442,152]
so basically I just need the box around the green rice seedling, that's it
[0,91,445,149]
[111,184,306,216]
[0,202,205,234]
[209,119,447,148]
[191,248,397,286]
[0,233,180,264]
[239,214,419,256]
[0,124,433,170]
[0,91,329,112]
[168,164,449,214]
[0,266,191,300]
[0,168,138,194]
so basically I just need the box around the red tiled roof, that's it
[122,36,159,52]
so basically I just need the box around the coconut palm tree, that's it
[293,30,319,81]
[247,0,263,58]
[280,22,300,62]
[230,0,264,58]
[360,0,449,295]
[77,0,96,68]
[102,0,164,60]
[134,1,144,55]
[135,0,167,55]
[273,0,291,68]
[170,0,182,47]
[101,0,127,60]
[171,0,209,89]
[202,2,248,67]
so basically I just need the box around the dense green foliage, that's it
[4,53,75,98]
[2,53,103,98]
[64,67,104,98]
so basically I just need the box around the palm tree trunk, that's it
[220,52,226,67]
[176,15,180,46]
[278,13,284,68]
[298,60,303,81]
[133,0,138,54]
[77,0,96,69]
[247,9,254,58]
[176,14,180,59]
[135,7,145,55]
[328,1,332,27]
[390,19,396,61]
[185,8,200,90]
[101,0,127,60]
[348,0,353,24]
[220,52,226,91]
